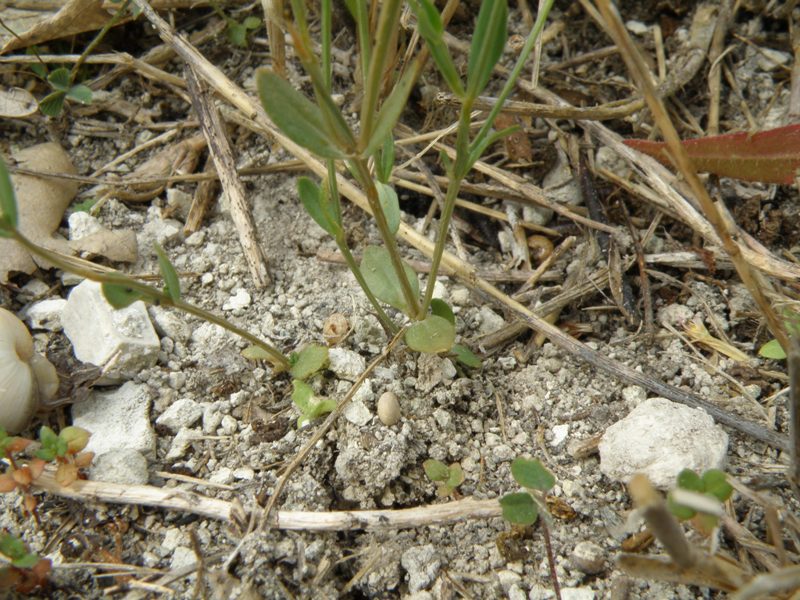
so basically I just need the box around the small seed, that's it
[323,313,350,346]
[377,391,401,426]
[527,234,554,263]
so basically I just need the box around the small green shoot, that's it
[451,344,482,369]
[226,15,262,48]
[0,158,18,237]
[758,339,786,360]
[154,243,181,302]
[289,344,329,380]
[423,459,464,498]
[291,380,337,427]
[38,67,92,117]
[667,468,733,533]
[500,457,555,526]
[0,533,51,594]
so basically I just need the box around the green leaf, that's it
[305,397,337,421]
[451,343,481,368]
[676,468,704,492]
[446,463,465,488]
[38,90,66,117]
[291,380,314,413]
[47,67,70,91]
[154,243,181,301]
[102,282,144,309]
[12,553,40,569]
[364,67,417,157]
[70,198,97,213]
[500,492,539,525]
[376,182,400,235]
[257,70,346,159]
[66,84,92,105]
[510,457,555,491]
[0,534,27,561]
[430,299,455,325]
[35,447,56,461]
[289,344,329,380]
[466,0,508,100]
[467,126,519,174]
[0,158,18,234]
[758,339,786,360]
[423,458,450,482]
[667,492,696,521]
[701,470,733,502]
[243,16,261,29]
[376,134,395,183]
[405,315,455,353]
[39,426,57,448]
[242,345,274,361]
[59,426,90,454]
[410,0,465,98]
[361,246,419,313]
[297,177,337,236]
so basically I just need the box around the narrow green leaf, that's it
[466,0,508,99]
[38,90,66,116]
[364,67,417,157]
[291,379,314,412]
[66,84,92,105]
[410,0,465,98]
[467,126,519,173]
[405,315,455,353]
[510,457,555,491]
[451,344,481,368]
[154,243,181,301]
[377,134,395,183]
[423,459,450,482]
[47,67,70,91]
[0,158,19,234]
[430,298,455,325]
[758,338,786,360]
[667,492,696,521]
[257,70,346,159]
[676,468,703,492]
[297,177,337,235]
[500,492,538,525]
[12,553,40,569]
[242,345,274,361]
[376,182,400,235]
[361,246,419,313]
[101,282,144,309]
[701,470,733,502]
[290,344,329,380]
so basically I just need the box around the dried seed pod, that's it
[323,313,350,346]
[527,234,554,263]
[0,307,58,433]
[377,391,401,426]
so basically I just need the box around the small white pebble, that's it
[377,391,401,426]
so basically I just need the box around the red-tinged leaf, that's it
[55,462,78,487]
[27,459,46,480]
[0,473,18,493]
[12,467,32,487]
[73,452,94,468]
[624,124,800,184]
[4,438,32,454]
[22,494,37,515]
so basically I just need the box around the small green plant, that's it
[758,338,786,360]
[423,458,464,498]
[666,468,733,534]
[258,0,554,358]
[291,381,336,427]
[208,1,262,47]
[500,457,556,525]
[0,533,51,594]
[0,426,93,522]
[36,66,93,117]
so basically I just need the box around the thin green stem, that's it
[71,0,132,82]
[354,0,371,89]
[358,0,403,151]
[11,231,291,371]
[321,0,332,92]
[351,159,420,317]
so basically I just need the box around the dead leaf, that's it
[69,228,138,263]
[0,143,77,283]
[494,112,533,163]
[0,87,37,118]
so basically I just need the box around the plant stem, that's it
[71,0,131,81]
[541,518,562,600]
[11,231,290,371]
[352,159,420,317]
[321,0,332,92]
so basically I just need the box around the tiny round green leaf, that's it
[676,468,704,492]
[430,298,455,325]
[510,457,555,491]
[500,492,539,525]
[451,344,481,368]
[102,282,144,309]
[289,345,329,380]
[701,470,733,502]
[405,315,455,354]
[758,339,786,360]
[66,84,92,105]
[667,492,696,521]
[423,459,450,482]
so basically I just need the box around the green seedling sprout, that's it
[0,157,291,373]
[667,468,733,534]
[0,532,51,594]
[258,0,555,356]
[291,380,336,427]
[423,458,464,498]
[207,0,262,47]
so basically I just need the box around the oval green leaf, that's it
[38,90,66,117]
[154,242,181,301]
[242,345,274,361]
[376,182,400,235]
[451,343,481,368]
[466,0,508,100]
[377,134,395,183]
[291,379,314,412]
[667,492,696,521]
[290,344,329,380]
[410,0,465,98]
[701,469,733,502]
[446,463,465,488]
[298,177,336,236]
[758,338,786,360]
[423,458,450,482]
[405,315,455,354]
[47,67,70,91]
[101,282,144,309]
[510,457,555,491]
[676,468,703,492]
[0,158,18,234]
[361,246,419,313]
[430,298,455,325]
[66,84,92,105]
[257,70,345,159]
[500,492,538,525]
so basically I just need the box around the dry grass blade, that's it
[594,0,789,351]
